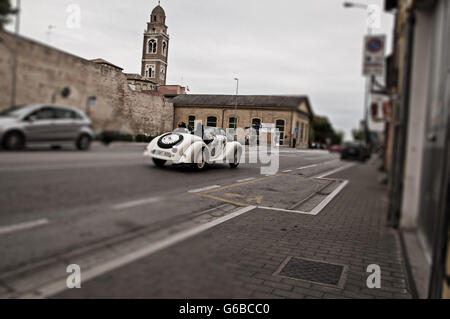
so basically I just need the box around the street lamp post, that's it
[233,77,239,128]
[343,1,373,144]
[11,0,21,107]
[233,77,239,141]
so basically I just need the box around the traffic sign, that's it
[363,35,386,77]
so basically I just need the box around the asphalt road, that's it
[0,143,338,276]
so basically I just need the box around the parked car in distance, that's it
[340,141,370,162]
[0,104,94,150]
[329,144,342,153]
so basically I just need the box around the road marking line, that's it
[258,179,349,216]
[21,205,257,299]
[188,185,221,193]
[296,164,318,170]
[309,180,349,215]
[282,169,293,173]
[0,219,49,236]
[112,197,163,210]
[199,174,280,194]
[236,177,256,183]
[199,193,248,207]
[315,163,355,178]
[258,206,315,215]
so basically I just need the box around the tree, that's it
[0,0,16,30]
[331,130,344,145]
[311,116,333,144]
[310,115,343,145]
[352,128,365,141]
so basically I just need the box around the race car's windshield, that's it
[173,128,189,133]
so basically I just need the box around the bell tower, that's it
[141,2,169,86]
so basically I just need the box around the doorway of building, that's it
[276,119,285,145]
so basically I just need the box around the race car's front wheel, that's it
[191,148,207,171]
[152,158,166,167]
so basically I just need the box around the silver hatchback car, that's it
[0,104,94,150]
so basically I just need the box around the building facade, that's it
[141,4,169,87]
[171,95,313,148]
[384,0,450,299]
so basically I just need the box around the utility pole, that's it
[11,0,21,107]
[233,77,239,141]
[343,1,373,144]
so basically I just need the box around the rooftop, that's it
[171,94,312,112]
[90,58,123,70]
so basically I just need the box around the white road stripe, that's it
[188,185,221,193]
[258,206,315,215]
[282,169,293,173]
[112,197,163,210]
[0,219,49,236]
[258,180,349,216]
[23,205,257,299]
[296,164,318,170]
[236,177,257,183]
[315,163,355,178]
[309,180,349,215]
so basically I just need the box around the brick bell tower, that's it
[141,2,169,86]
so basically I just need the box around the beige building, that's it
[171,95,313,148]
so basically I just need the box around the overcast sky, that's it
[5,0,393,138]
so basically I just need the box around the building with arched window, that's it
[141,4,169,86]
[171,95,313,148]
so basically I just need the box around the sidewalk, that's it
[57,161,413,299]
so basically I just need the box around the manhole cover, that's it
[274,256,348,288]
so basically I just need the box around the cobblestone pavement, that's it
[57,161,413,299]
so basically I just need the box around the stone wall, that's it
[0,30,173,135]
[124,89,173,135]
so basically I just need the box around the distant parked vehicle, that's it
[0,104,94,151]
[340,141,370,162]
[329,145,342,153]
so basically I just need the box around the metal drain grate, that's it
[274,256,348,288]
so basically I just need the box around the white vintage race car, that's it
[143,125,242,170]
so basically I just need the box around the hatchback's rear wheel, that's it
[76,134,92,151]
[2,131,25,150]
[152,158,166,167]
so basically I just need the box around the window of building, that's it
[252,118,261,134]
[162,41,167,56]
[188,115,195,131]
[300,122,305,141]
[276,119,285,145]
[207,116,217,127]
[147,39,157,54]
[160,66,165,80]
[228,117,237,129]
[145,64,155,78]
